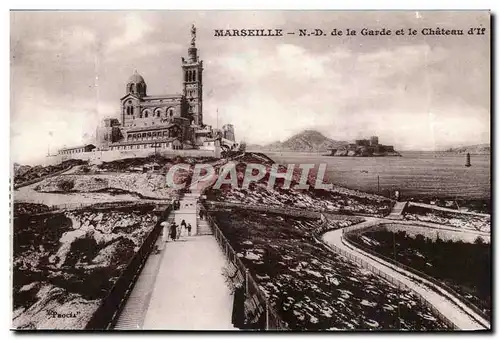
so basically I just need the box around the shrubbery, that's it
[351,229,491,320]
[57,179,75,192]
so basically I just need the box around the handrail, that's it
[313,213,465,330]
[342,228,490,326]
[314,224,458,329]
[85,204,172,330]
[14,200,152,216]
[205,200,321,219]
[203,208,288,330]
[408,202,490,218]
[205,200,387,219]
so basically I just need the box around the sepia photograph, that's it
[10,10,491,331]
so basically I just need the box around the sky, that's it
[10,10,490,164]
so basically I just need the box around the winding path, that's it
[322,218,489,330]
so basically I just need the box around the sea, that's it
[261,151,490,200]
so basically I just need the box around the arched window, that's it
[193,70,196,81]
[131,107,134,115]
[145,112,148,118]
[157,111,160,117]
[142,133,146,138]
[185,70,188,82]
[169,109,173,117]
[188,70,192,82]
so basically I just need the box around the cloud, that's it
[27,25,98,62]
[206,42,489,150]
[104,13,183,62]
[11,87,115,164]
[106,14,154,55]
[10,11,490,164]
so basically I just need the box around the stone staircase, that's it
[387,201,408,220]
[172,193,198,235]
[174,190,213,236]
[196,215,212,235]
[186,191,212,235]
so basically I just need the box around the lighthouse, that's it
[465,152,471,167]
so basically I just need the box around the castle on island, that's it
[54,25,237,163]
[329,136,400,157]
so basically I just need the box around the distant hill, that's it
[445,144,490,155]
[247,130,347,153]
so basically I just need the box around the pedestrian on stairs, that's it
[170,221,177,241]
[187,223,192,236]
[180,219,187,237]
[160,220,170,246]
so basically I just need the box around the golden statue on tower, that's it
[191,24,196,47]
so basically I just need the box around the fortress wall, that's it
[51,147,219,165]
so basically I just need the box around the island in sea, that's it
[247,130,401,157]
[328,136,401,157]
[247,130,347,153]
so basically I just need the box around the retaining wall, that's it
[48,148,219,165]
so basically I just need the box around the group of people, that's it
[160,219,192,244]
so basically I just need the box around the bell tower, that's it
[182,24,203,126]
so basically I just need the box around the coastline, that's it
[256,151,490,201]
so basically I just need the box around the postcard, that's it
[11,10,491,331]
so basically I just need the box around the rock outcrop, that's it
[13,208,158,329]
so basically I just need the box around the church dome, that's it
[126,70,147,97]
[128,70,146,84]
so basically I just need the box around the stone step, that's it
[183,194,201,199]
[197,225,212,230]
[196,222,213,235]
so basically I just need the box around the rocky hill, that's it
[14,163,32,177]
[13,205,158,329]
[248,130,347,152]
[13,160,87,185]
[445,144,490,155]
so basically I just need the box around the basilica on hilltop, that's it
[58,25,236,157]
